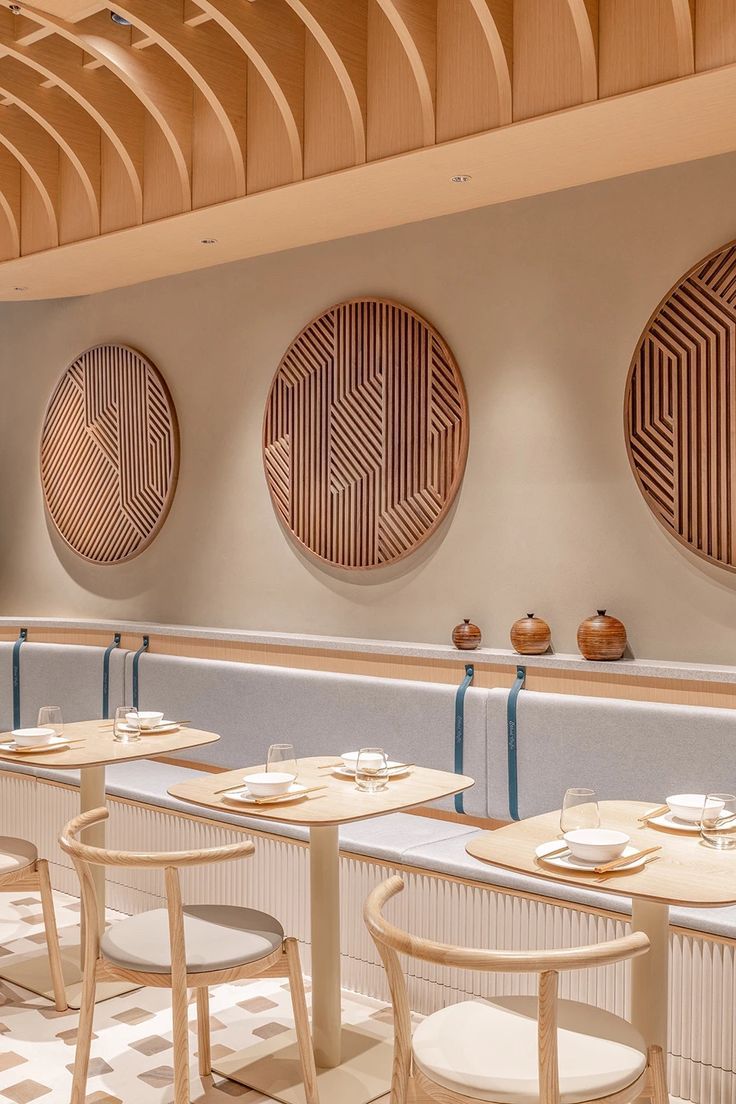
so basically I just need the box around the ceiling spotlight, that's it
[451,174,472,184]
[110,10,132,25]
[200,238,218,245]
[8,4,21,13]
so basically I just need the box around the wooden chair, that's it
[60,808,319,1104]
[364,876,668,1104]
[0,836,66,1011]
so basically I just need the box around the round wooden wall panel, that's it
[263,298,469,569]
[625,241,736,571]
[41,344,179,564]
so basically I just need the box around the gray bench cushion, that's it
[486,688,736,821]
[2,642,127,730]
[128,654,488,816]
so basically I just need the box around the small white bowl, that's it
[667,794,725,823]
[563,828,630,863]
[244,771,295,797]
[340,751,386,771]
[12,727,56,748]
[128,711,164,731]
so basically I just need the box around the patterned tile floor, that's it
[0,889,397,1104]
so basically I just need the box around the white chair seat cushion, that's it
[0,836,37,875]
[412,997,647,1104]
[100,904,284,974]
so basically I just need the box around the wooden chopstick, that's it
[638,804,670,823]
[99,720,190,729]
[319,761,415,772]
[540,843,570,861]
[593,845,661,874]
[596,854,661,883]
[215,783,327,802]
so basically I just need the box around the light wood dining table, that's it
[466,799,736,1056]
[0,718,220,1008]
[170,755,474,1104]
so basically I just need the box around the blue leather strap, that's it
[506,665,526,821]
[454,663,475,814]
[132,636,149,710]
[12,628,26,730]
[102,633,121,719]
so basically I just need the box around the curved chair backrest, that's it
[364,876,651,1104]
[60,808,256,972]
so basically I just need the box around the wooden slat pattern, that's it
[263,298,469,569]
[625,241,736,572]
[40,343,179,563]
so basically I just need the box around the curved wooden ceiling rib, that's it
[284,0,367,164]
[0,145,20,258]
[23,4,192,210]
[513,0,598,121]
[195,0,306,183]
[373,0,435,146]
[0,104,58,243]
[598,0,695,97]
[0,31,143,222]
[466,0,513,124]
[0,57,99,229]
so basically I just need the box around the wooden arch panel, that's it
[41,344,179,564]
[625,241,736,571]
[263,298,469,570]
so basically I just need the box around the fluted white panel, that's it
[2,772,734,1104]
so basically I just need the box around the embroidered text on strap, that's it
[454,663,475,814]
[506,665,526,821]
[102,633,121,719]
[132,636,149,710]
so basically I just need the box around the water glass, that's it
[700,793,736,849]
[267,743,298,781]
[355,747,389,793]
[114,706,141,743]
[560,788,600,834]
[37,706,63,737]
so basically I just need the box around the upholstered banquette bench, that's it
[0,638,734,1101]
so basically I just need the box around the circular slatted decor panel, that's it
[41,344,179,564]
[625,241,736,571]
[263,298,469,569]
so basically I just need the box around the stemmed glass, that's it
[267,743,298,781]
[37,706,63,738]
[560,788,600,835]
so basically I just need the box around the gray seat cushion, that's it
[100,904,283,973]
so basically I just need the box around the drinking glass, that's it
[114,706,140,743]
[355,747,389,793]
[560,788,600,834]
[700,793,736,849]
[267,743,298,780]
[37,706,63,737]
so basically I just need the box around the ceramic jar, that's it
[452,619,481,650]
[577,609,627,661]
[510,613,551,655]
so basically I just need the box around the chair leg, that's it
[196,986,211,1077]
[284,937,320,1104]
[648,1045,669,1104]
[171,972,191,1104]
[71,960,98,1104]
[36,860,67,1012]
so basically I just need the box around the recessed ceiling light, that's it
[8,5,21,14]
[451,174,472,184]
[200,238,218,245]
[110,10,132,25]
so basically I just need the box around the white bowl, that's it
[667,794,725,823]
[340,751,386,771]
[128,711,164,730]
[244,771,295,797]
[12,727,56,748]
[563,828,630,863]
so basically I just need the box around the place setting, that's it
[638,793,736,845]
[100,708,185,741]
[319,748,414,785]
[217,743,326,807]
[0,706,82,755]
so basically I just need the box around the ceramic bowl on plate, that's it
[563,828,630,863]
[12,727,56,748]
[666,793,725,823]
[243,771,295,797]
[340,751,387,772]
[129,710,165,730]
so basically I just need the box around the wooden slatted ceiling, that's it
[0,0,733,296]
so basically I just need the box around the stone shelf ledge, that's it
[0,616,735,686]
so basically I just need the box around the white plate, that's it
[222,782,309,805]
[3,734,70,754]
[333,761,410,779]
[647,811,701,834]
[118,719,180,735]
[535,840,648,872]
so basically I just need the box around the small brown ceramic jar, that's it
[577,609,627,661]
[510,613,551,655]
[452,619,481,650]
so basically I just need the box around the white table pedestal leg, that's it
[630,899,669,1053]
[214,822,394,1104]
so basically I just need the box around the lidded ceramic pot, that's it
[510,613,551,656]
[452,619,481,650]
[577,609,627,661]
